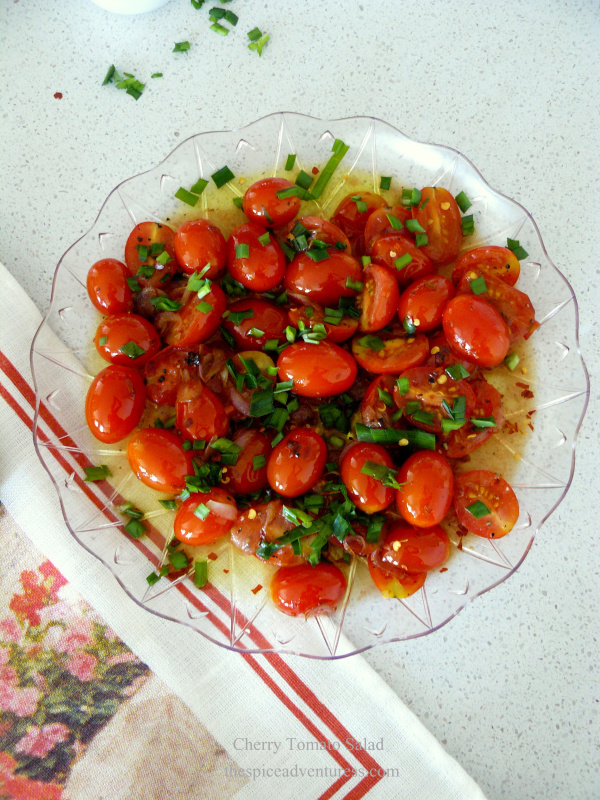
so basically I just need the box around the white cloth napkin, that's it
[0,261,487,800]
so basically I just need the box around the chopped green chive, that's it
[462,215,475,236]
[470,275,488,295]
[173,41,190,52]
[235,243,250,259]
[136,264,155,279]
[380,176,392,191]
[175,187,200,206]
[248,32,270,55]
[405,219,426,234]
[361,460,403,490]
[415,233,428,247]
[247,27,262,41]
[504,352,520,371]
[102,65,116,85]
[194,559,208,588]
[396,376,409,395]
[119,341,146,360]
[126,277,141,292]
[191,0,205,7]
[210,22,229,35]
[151,73,163,79]
[149,242,165,256]
[196,300,213,314]
[506,237,529,260]
[226,308,254,325]
[445,363,470,380]
[212,165,234,188]
[355,423,436,450]
[386,214,403,230]
[311,138,350,199]
[470,416,497,428]
[250,388,275,417]
[276,186,315,201]
[361,255,371,267]
[377,387,394,407]
[160,499,178,510]
[232,196,244,209]
[305,248,329,262]
[190,177,209,195]
[150,297,182,312]
[345,277,364,291]
[257,232,271,246]
[358,335,385,352]
[224,9,238,24]
[84,464,112,482]
[124,519,146,539]
[284,153,296,171]
[194,502,210,520]
[253,454,267,471]
[98,335,108,346]
[136,244,149,261]
[394,253,413,271]
[169,551,189,570]
[402,316,417,335]
[295,170,313,190]
[248,327,265,337]
[466,500,491,518]
[455,191,472,212]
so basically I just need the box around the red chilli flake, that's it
[222,569,229,574]
[208,552,219,561]
[251,584,263,595]
[439,567,448,573]
[54,92,63,99]
[311,166,320,175]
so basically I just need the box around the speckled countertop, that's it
[1,1,599,797]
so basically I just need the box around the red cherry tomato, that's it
[231,500,306,567]
[352,331,428,374]
[397,275,455,333]
[270,563,347,616]
[284,250,363,308]
[227,223,286,292]
[376,521,450,573]
[281,216,350,252]
[94,313,161,368]
[396,450,454,528]
[242,177,301,227]
[87,259,133,315]
[332,192,387,236]
[174,488,238,545]
[340,442,395,513]
[412,187,462,264]
[364,206,412,253]
[440,379,503,458]
[358,375,398,429]
[173,218,227,278]
[452,246,521,287]
[221,297,288,350]
[370,233,435,287]
[143,346,194,406]
[267,428,327,497]
[127,428,193,493]
[425,330,479,376]
[443,294,510,367]
[358,263,399,333]
[392,366,476,434]
[454,470,519,539]
[160,281,227,347]
[176,377,230,442]
[124,222,178,287]
[85,365,146,444]
[367,558,426,599]
[287,303,358,343]
[277,341,357,398]
[456,269,537,343]
[224,429,272,495]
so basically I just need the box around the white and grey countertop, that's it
[1,1,599,797]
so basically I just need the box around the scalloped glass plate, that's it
[31,113,589,659]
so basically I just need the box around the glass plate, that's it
[31,113,590,658]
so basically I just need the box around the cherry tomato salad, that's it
[85,147,537,618]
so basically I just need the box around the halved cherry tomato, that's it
[443,294,510,367]
[440,379,504,459]
[231,500,305,567]
[127,428,193,493]
[340,442,395,513]
[173,218,227,278]
[277,341,357,398]
[332,192,387,236]
[367,557,426,598]
[359,375,398,429]
[364,206,412,252]
[174,487,238,545]
[358,263,399,332]
[370,233,435,287]
[375,521,450,573]
[352,331,428,374]
[227,223,286,292]
[452,246,520,286]
[396,450,454,528]
[124,222,178,287]
[94,313,161,368]
[392,366,476,434]
[267,428,327,497]
[412,187,462,264]
[281,216,351,252]
[221,297,288,350]
[224,429,272,495]
[176,377,230,442]
[242,177,301,227]
[425,330,479,376]
[270,563,347,616]
[143,346,194,406]
[87,259,133,315]
[85,365,146,443]
[284,251,363,307]
[287,303,358,343]
[454,470,519,538]
[397,275,455,333]
[456,269,537,343]
[159,281,227,347]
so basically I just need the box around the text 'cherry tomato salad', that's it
[85,143,537,617]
